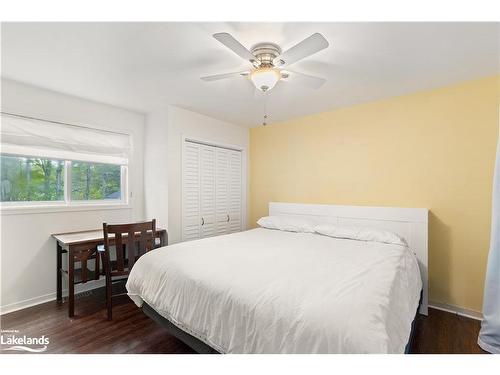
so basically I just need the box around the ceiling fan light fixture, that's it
[250,68,280,92]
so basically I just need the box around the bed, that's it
[126,202,428,354]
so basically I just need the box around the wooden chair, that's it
[102,219,157,320]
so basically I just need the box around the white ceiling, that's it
[1,22,499,127]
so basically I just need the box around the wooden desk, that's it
[52,228,167,317]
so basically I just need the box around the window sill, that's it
[0,202,132,216]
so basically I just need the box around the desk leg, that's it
[56,243,62,302]
[68,248,75,317]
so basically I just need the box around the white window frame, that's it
[0,154,130,214]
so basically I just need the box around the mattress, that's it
[126,228,422,353]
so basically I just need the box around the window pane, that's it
[71,162,121,201]
[0,155,65,202]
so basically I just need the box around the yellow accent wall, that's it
[250,75,500,313]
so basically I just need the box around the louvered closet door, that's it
[183,140,243,241]
[228,150,242,232]
[199,145,216,237]
[215,148,230,235]
[182,142,201,241]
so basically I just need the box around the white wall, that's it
[144,109,169,229]
[0,79,146,313]
[144,105,249,244]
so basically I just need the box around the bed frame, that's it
[141,202,429,353]
[143,300,421,354]
[142,302,219,353]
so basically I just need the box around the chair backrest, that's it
[102,219,156,277]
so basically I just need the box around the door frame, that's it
[181,134,248,241]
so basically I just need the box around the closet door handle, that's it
[201,217,205,226]
[226,214,230,222]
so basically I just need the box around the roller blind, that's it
[0,113,131,165]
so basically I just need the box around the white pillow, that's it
[314,223,407,246]
[257,215,316,233]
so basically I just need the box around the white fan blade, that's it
[201,71,249,82]
[213,33,258,65]
[283,70,326,89]
[273,33,329,67]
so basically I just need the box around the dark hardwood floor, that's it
[411,307,486,354]
[0,287,486,354]
[0,287,195,354]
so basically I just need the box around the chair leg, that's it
[106,277,112,321]
[103,251,113,321]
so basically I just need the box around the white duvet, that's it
[126,228,422,353]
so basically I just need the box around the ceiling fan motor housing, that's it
[251,42,282,67]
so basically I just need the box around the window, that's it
[1,155,65,202]
[1,113,131,208]
[71,162,121,201]
[1,154,126,205]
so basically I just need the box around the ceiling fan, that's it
[201,32,329,93]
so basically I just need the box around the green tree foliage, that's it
[71,162,121,200]
[0,156,64,201]
[0,155,121,202]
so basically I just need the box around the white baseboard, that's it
[0,279,105,315]
[0,292,57,315]
[429,301,483,321]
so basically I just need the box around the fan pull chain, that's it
[262,93,268,126]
